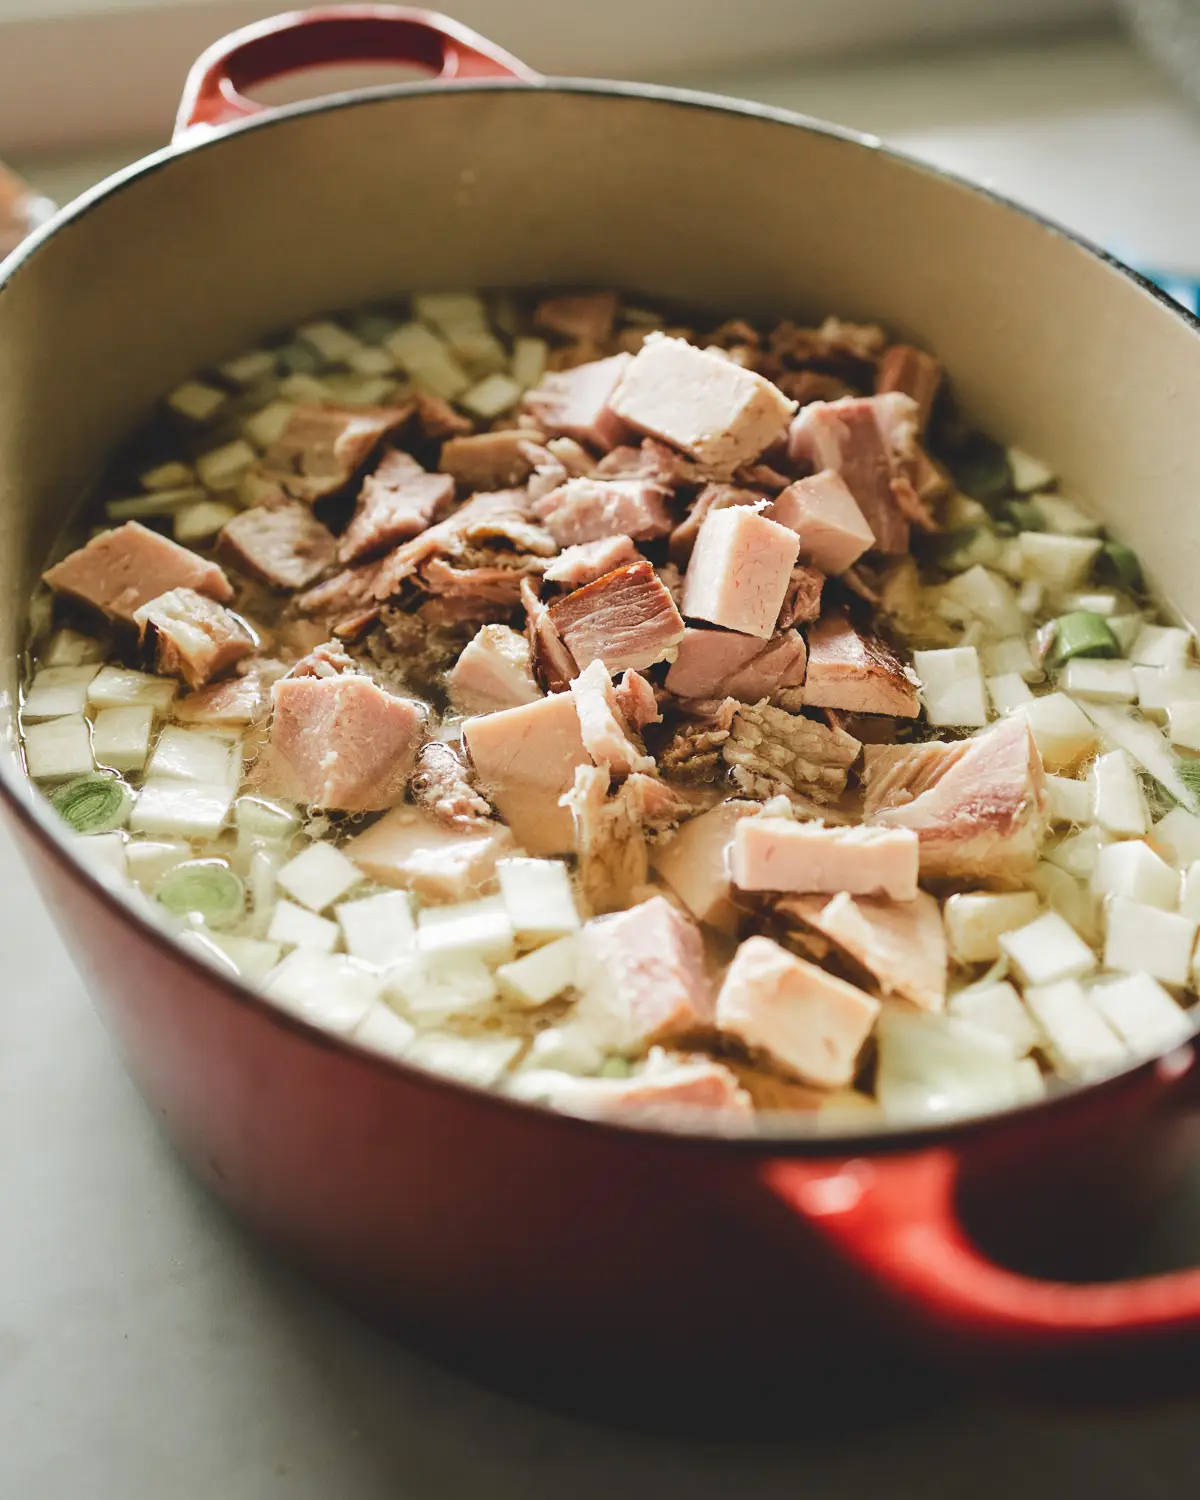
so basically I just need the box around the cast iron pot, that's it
[2,5,1199,1429]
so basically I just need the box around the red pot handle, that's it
[175,5,540,138]
[766,1047,1200,1376]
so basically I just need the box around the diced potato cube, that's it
[385,322,470,400]
[496,935,580,1007]
[1131,624,1191,670]
[497,858,581,945]
[1152,806,1200,867]
[1021,692,1099,773]
[1089,973,1192,1054]
[511,336,548,391]
[265,950,379,1034]
[1023,980,1125,1078]
[1179,860,1200,920]
[1089,749,1147,837]
[147,727,240,786]
[416,895,516,967]
[1017,532,1101,589]
[129,780,233,839]
[24,716,93,780]
[948,980,1041,1057]
[986,673,1033,715]
[384,951,497,1025]
[336,890,417,967]
[91,704,154,773]
[207,932,283,983]
[297,319,366,365]
[1044,774,1092,826]
[1104,897,1197,986]
[404,1031,522,1088]
[1000,911,1097,986]
[1167,701,1200,752]
[1133,666,1200,718]
[276,841,362,912]
[1045,826,1108,880]
[944,890,1042,964]
[87,666,177,713]
[44,629,106,668]
[1060,659,1136,702]
[266,898,340,953]
[22,664,100,720]
[1092,839,1179,909]
[351,1003,416,1061]
[912,647,987,727]
[981,635,1040,682]
[76,830,128,882]
[1031,495,1101,537]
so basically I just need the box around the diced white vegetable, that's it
[196,438,257,492]
[297,319,367,365]
[384,322,470,400]
[207,933,283,984]
[234,795,299,848]
[384,951,497,1024]
[1133,666,1200,717]
[1131,624,1191,670]
[219,348,278,387]
[125,838,190,887]
[1017,580,1045,617]
[941,493,989,530]
[22,664,100,720]
[412,292,490,337]
[1007,446,1055,493]
[496,935,580,1008]
[946,529,1003,574]
[43,628,105,668]
[238,469,286,507]
[241,399,296,449]
[521,1024,606,1077]
[1000,910,1097,986]
[321,372,401,406]
[1045,825,1108,879]
[147,726,240,786]
[1045,774,1092,825]
[266,898,340,953]
[24,716,93,780]
[1091,839,1179,909]
[497,858,580,945]
[1061,659,1136,703]
[981,636,1040,683]
[1090,749,1148,837]
[130,780,233,839]
[1023,980,1126,1078]
[1017,532,1101,589]
[91,704,154,773]
[1089,973,1192,1054]
[416,895,516,966]
[875,1006,1043,1120]
[986,673,1033,715]
[246,846,278,935]
[1166,701,1200,752]
[1030,861,1099,941]
[1104,897,1197,986]
[278,373,335,403]
[277,841,362,912]
[1061,590,1123,617]
[404,1031,522,1088]
[351,1003,416,1061]
[511,336,548,391]
[912,647,987,727]
[1022,693,1098,772]
[345,344,397,377]
[87,665,177,712]
[173,499,238,545]
[940,566,1024,637]
[76,830,128,881]
[141,460,196,491]
[336,890,417,967]
[167,380,226,423]
[265,950,380,1034]
[1108,614,1145,655]
[108,484,207,523]
[948,980,1041,1057]
[461,373,522,420]
[1152,806,1200,866]
[944,890,1041,963]
[1179,861,1200,919]
[1075,701,1198,812]
[1030,494,1101,537]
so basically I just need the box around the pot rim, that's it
[1,73,1195,1157]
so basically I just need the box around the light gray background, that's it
[4,28,1200,1496]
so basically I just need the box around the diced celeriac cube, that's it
[167,380,227,422]
[1104,897,1197,986]
[173,499,238,545]
[125,838,190,887]
[22,664,100,720]
[1045,774,1092,825]
[141,460,196,491]
[416,895,516,966]
[1133,666,1200,717]
[24,716,93,780]
[1131,624,1191,670]
[147,726,240,786]
[384,951,497,1024]
[91,704,154,773]
[241,399,296,449]
[1089,748,1148,837]
[404,1031,523,1088]
[234,795,299,848]
[276,841,362,912]
[130,780,233,839]
[1017,532,1102,589]
[265,950,380,1034]
[913,647,987,727]
[1030,494,1101,537]
[981,635,1040,682]
[497,858,581,945]
[219,348,278,386]
[1167,701,1200,752]
[1061,659,1136,703]
[1000,910,1097,986]
[351,1003,416,1061]
[384,322,470,400]
[460,373,522,420]
[948,980,1042,1057]
[196,438,257,491]
[266,898,340,953]
[1045,825,1108,879]
[76,830,128,881]
[495,935,580,1007]
[1089,973,1192,1054]
[1007,446,1055,494]
[1023,979,1126,1078]
[336,889,416,967]
[986,673,1033,715]
[44,628,105,667]
[1179,861,1200,920]
[940,566,1024,637]
[1091,839,1179,909]
[511,336,548,391]
[207,933,283,984]
[1152,806,1200,867]
[944,890,1042,964]
[1030,861,1099,942]
[87,665,177,712]
[1021,692,1098,773]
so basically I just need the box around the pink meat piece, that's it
[525,1053,751,1122]
[287,639,357,677]
[802,613,920,717]
[446,623,542,714]
[715,935,880,1089]
[463,691,590,855]
[339,450,455,564]
[549,559,685,674]
[723,630,808,701]
[440,431,536,491]
[777,565,826,629]
[569,660,654,777]
[347,805,514,901]
[787,394,919,554]
[665,626,767,698]
[410,740,493,828]
[218,501,337,591]
[596,437,692,486]
[779,889,947,1013]
[576,895,713,1048]
[262,403,412,502]
[266,673,427,812]
[608,334,796,472]
[294,558,382,625]
[682,506,801,639]
[863,714,1049,887]
[876,344,943,432]
[413,391,472,441]
[535,290,619,342]
[520,441,570,504]
[521,353,632,452]
[370,490,544,602]
[668,483,766,568]
[545,437,596,477]
[132,587,255,690]
[174,671,267,726]
[43,521,233,622]
[418,557,529,611]
[769,470,875,575]
[731,818,919,901]
[651,799,760,934]
[531,476,673,547]
[544,534,639,588]
[614,669,661,730]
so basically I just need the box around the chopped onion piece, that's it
[1092,839,1179,909]
[416,895,516,966]
[91,704,154,773]
[147,726,241,786]
[87,665,177,713]
[208,933,283,983]
[1152,805,1200,866]
[1021,693,1098,773]
[1090,749,1148,837]
[1131,623,1191,670]
[981,636,1040,682]
[1044,774,1092,825]
[336,890,416,967]
[265,950,380,1034]
[141,460,196,491]
[912,647,987,727]
[1073,701,1198,812]
[1089,973,1192,1054]
[24,716,93,780]
[130,779,233,839]
[875,1006,1043,1120]
[1000,911,1097,986]
[1166,701,1200,752]
[126,838,190,888]
[167,380,226,423]
[277,841,362,912]
[948,980,1041,1057]
[22,664,100,720]
[174,500,238,545]
[986,673,1033,715]
[156,858,245,927]
[496,935,580,1007]
[1046,825,1108,879]
[511,336,548,391]
[266,898,340,953]
[49,772,131,834]
[1104,897,1197,986]
[196,438,257,491]
[944,890,1042,964]
[1017,532,1101,589]
[1023,980,1126,1078]
[497,858,581,945]
[241,399,296,449]
[351,1003,416,1061]
[1060,659,1136,703]
[461,373,522,420]
[404,1031,522,1088]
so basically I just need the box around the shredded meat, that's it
[722,702,862,802]
[656,699,739,785]
[561,763,650,914]
[410,739,494,827]
[521,576,578,692]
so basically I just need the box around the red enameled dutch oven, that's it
[2,5,1200,1430]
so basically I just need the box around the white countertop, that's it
[4,27,1200,1497]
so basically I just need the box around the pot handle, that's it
[175,5,540,138]
[765,1048,1200,1372]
